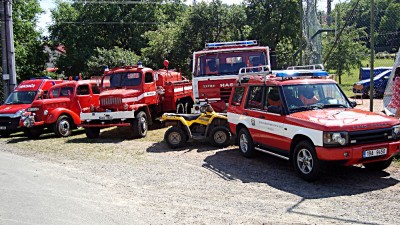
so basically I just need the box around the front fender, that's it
[46,108,81,125]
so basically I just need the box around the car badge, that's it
[251,118,255,126]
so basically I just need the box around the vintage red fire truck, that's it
[79,61,193,139]
[227,68,400,181]
[0,78,61,137]
[20,80,100,138]
[192,40,270,112]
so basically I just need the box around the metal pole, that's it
[369,0,374,112]
[1,0,9,100]
[4,0,16,93]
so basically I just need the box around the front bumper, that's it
[79,111,135,128]
[316,141,400,166]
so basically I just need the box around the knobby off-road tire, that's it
[363,158,393,171]
[24,127,43,139]
[209,126,231,148]
[238,128,255,157]
[54,115,73,137]
[85,127,100,139]
[131,111,148,138]
[293,140,322,182]
[164,126,187,149]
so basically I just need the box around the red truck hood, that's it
[30,98,70,107]
[0,104,31,114]
[289,108,399,131]
[100,89,140,98]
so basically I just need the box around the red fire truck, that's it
[0,78,62,137]
[79,61,194,139]
[20,80,100,138]
[192,40,270,112]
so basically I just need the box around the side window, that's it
[91,84,100,94]
[60,86,74,97]
[77,85,90,95]
[145,72,153,83]
[265,86,282,114]
[51,89,59,98]
[231,87,245,106]
[246,86,263,110]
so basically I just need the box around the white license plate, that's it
[0,126,6,130]
[363,148,387,158]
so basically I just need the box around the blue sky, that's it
[37,0,339,36]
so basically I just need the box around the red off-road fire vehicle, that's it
[192,40,270,112]
[79,62,193,139]
[20,80,100,138]
[0,78,61,137]
[227,68,400,181]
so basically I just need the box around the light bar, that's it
[274,70,328,78]
[205,40,257,49]
[287,64,324,70]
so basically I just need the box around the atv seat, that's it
[178,114,201,121]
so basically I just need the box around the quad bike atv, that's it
[161,102,231,149]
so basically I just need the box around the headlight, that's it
[323,132,348,146]
[392,125,400,139]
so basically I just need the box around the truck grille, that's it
[101,97,122,106]
[349,128,393,145]
[0,116,20,130]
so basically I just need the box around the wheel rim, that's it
[239,133,248,153]
[59,119,70,136]
[296,148,313,174]
[168,131,181,145]
[140,117,147,133]
[213,130,227,144]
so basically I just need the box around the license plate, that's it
[363,148,387,158]
[99,115,113,120]
[0,126,6,130]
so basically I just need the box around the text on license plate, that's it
[0,126,6,130]
[363,148,387,158]
[99,116,113,120]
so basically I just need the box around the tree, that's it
[86,46,140,76]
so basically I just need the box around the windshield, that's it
[283,83,351,113]
[194,51,267,77]
[102,72,142,88]
[5,91,37,104]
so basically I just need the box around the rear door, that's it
[243,85,265,143]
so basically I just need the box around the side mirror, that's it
[350,101,357,107]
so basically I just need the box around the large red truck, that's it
[0,78,61,137]
[20,80,100,138]
[79,62,194,139]
[191,40,270,112]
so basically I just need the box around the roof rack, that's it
[205,40,257,49]
[238,65,273,84]
[286,64,324,70]
[273,69,328,79]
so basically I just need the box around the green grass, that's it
[334,58,395,97]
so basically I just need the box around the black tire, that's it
[209,126,231,148]
[54,115,73,137]
[363,158,393,171]
[176,102,185,114]
[0,131,10,138]
[238,128,255,157]
[131,111,148,138]
[292,140,321,181]
[24,127,43,139]
[85,128,100,139]
[164,126,187,149]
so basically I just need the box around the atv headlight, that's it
[323,132,348,146]
[392,125,400,139]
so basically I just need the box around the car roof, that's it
[236,76,336,87]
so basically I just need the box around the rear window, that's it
[246,86,263,110]
[231,87,245,106]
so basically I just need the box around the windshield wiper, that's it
[321,104,348,108]
[290,104,323,113]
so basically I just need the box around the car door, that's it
[243,85,265,144]
[76,84,92,114]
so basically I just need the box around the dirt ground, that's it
[1,113,400,225]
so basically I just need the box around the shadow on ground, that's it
[202,148,399,199]
[146,140,225,153]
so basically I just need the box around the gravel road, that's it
[1,128,399,225]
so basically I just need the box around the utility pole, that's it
[1,0,17,100]
[327,0,332,26]
[369,0,375,112]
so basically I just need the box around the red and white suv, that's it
[227,69,400,181]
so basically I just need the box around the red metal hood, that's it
[0,104,31,114]
[100,89,140,98]
[288,108,399,131]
